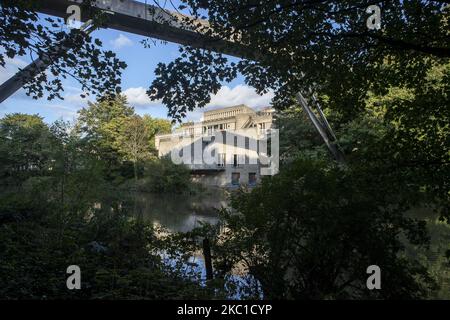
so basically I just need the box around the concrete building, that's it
[155,105,275,187]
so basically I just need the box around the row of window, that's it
[181,120,271,137]
[251,122,268,129]
[217,154,245,167]
[203,123,233,135]
[231,172,257,186]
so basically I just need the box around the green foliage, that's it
[201,155,435,299]
[77,95,135,159]
[135,157,195,194]
[0,113,106,223]
[337,62,450,220]
[148,49,237,121]
[0,114,54,181]
[0,111,215,299]
[404,208,450,300]
[143,115,172,155]
[0,201,215,299]
[118,115,151,181]
[77,96,173,183]
[373,63,449,218]
[276,107,329,162]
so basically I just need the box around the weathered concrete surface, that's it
[37,0,252,58]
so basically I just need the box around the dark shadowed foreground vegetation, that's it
[169,62,450,299]
[0,98,219,299]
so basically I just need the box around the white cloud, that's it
[64,93,89,105]
[207,84,274,109]
[63,87,161,109]
[182,85,274,121]
[110,34,133,49]
[40,103,79,120]
[123,86,161,107]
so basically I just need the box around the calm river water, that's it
[131,188,228,232]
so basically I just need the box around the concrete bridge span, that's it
[37,0,249,58]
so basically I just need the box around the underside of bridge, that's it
[38,0,250,58]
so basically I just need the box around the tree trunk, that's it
[133,160,138,182]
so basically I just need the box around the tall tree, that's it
[77,95,134,161]
[0,113,54,179]
[77,96,173,180]
[119,115,150,181]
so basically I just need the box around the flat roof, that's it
[203,104,255,115]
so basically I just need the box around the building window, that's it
[217,153,225,167]
[248,173,257,186]
[233,154,238,167]
[231,172,240,185]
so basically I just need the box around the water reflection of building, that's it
[155,105,274,187]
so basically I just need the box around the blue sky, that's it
[0,1,274,124]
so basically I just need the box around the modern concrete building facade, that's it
[155,105,274,187]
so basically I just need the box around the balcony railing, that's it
[185,163,226,171]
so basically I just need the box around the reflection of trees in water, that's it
[129,190,228,232]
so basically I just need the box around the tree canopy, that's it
[148,0,450,120]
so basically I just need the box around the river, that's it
[130,188,228,232]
